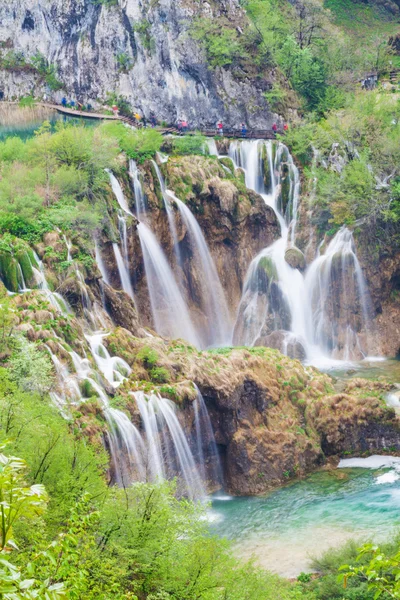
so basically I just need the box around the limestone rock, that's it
[285,247,306,271]
[0,0,280,128]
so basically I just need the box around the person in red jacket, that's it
[272,123,277,133]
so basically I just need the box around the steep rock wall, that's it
[0,0,278,127]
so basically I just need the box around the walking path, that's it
[37,102,280,139]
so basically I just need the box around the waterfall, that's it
[112,243,136,301]
[106,169,134,216]
[193,385,223,487]
[86,332,131,387]
[304,227,374,360]
[118,213,129,265]
[94,240,110,285]
[171,195,232,347]
[129,159,146,218]
[232,140,374,364]
[17,264,27,292]
[32,252,71,315]
[132,391,205,500]
[151,161,182,269]
[138,222,200,346]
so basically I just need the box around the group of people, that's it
[272,122,289,133]
[177,119,189,132]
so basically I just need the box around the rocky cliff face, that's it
[0,0,278,127]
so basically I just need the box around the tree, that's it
[341,543,400,599]
[8,338,54,396]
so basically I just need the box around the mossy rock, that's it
[0,251,19,292]
[279,164,291,217]
[261,143,272,192]
[258,255,278,282]
[285,247,306,271]
[80,379,99,399]
[17,250,34,286]
[219,157,234,174]
[234,167,246,184]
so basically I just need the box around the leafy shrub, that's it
[172,135,207,156]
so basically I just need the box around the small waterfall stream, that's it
[138,222,200,346]
[171,194,232,346]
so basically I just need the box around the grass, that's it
[324,0,399,36]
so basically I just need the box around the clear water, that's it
[211,466,400,577]
[0,112,97,141]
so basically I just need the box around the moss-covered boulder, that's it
[285,247,306,271]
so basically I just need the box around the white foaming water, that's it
[339,456,400,469]
[138,222,200,346]
[86,332,131,387]
[231,139,375,364]
[112,242,135,302]
[132,391,205,500]
[172,195,232,347]
[106,169,134,216]
[94,239,110,285]
[151,161,182,269]
[129,159,146,218]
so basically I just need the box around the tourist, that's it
[61,97,67,107]
[182,120,188,133]
[272,123,277,133]
[217,120,223,135]
[241,122,247,137]
[283,123,289,132]
[177,119,182,132]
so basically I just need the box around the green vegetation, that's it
[0,357,317,599]
[101,121,163,162]
[172,135,207,156]
[133,19,154,52]
[283,92,400,236]
[0,50,63,91]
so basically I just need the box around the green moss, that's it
[150,367,170,384]
[258,256,278,281]
[136,346,159,368]
[0,251,19,292]
[219,157,235,174]
[17,250,34,285]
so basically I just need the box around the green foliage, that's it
[116,52,133,73]
[192,19,243,67]
[100,121,162,162]
[133,19,154,52]
[149,366,170,384]
[0,448,48,551]
[172,135,207,156]
[0,122,120,240]
[340,540,400,599]
[8,338,54,396]
[136,346,159,367]
[18,96,36,108]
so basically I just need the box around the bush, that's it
[172,135,207,156]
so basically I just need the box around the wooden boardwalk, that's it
[40,103,279,139]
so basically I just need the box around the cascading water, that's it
[132,391,205,500]
[193,385,223,487]
[138,222,200,346]
[304,227,374,360]
[171,195,232,347]
[106,168,134,216]
[151,160,182,269]
[112,243,136,302]
[129,159,146,218]
[231,139,374,364]
[94,240,110,285]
